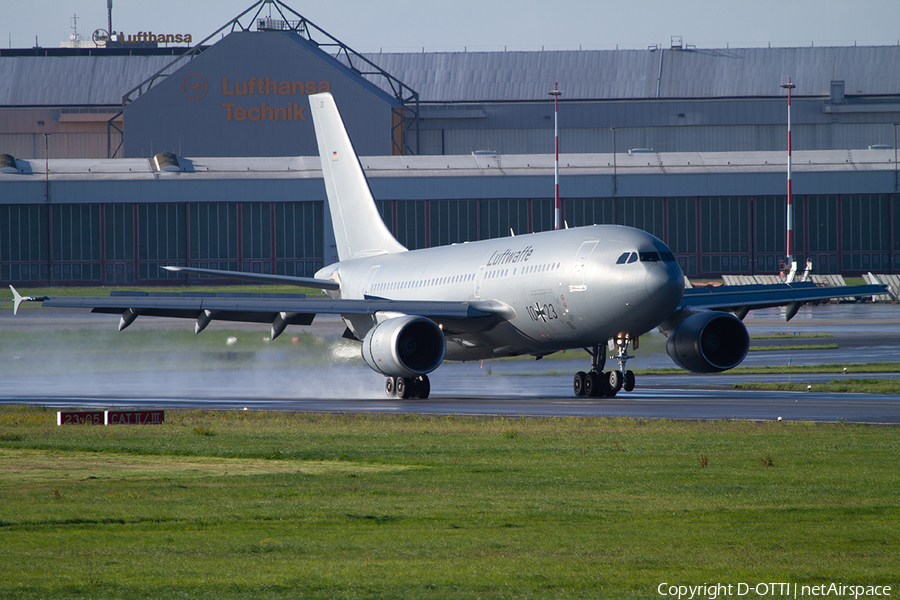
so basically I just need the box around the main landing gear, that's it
[385,375,431,399]
[573,339,636,398]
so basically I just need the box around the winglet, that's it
[9,285,47,315]
[10,285,24,315]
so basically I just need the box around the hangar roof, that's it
[360,46,900,102]
[0,53,180,106]
[2,44,899,107]
[1,149,894,182]
[1,149,893,204]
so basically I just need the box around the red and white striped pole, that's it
[781,78,796,276]
[549,83,561,230]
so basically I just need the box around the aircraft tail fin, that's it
[309,93,407,261]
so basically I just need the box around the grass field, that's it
[734,378,900,394]
[747,343,839,351]
[1,407,898,599]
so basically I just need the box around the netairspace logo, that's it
[657,582,892,600]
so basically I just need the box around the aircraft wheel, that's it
[623,370,636,392]
[584,371,608,397]
[607,370,623,393]
[573,371,587,397]
[396,377,413,399]
[583,371,598,397]
[415,375,431,399]
[385,376,397,397]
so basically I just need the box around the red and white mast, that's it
[781,78,796,281]
[549,83,561,230]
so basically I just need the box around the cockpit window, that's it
[620,249,676,264]
[620,251,672,264]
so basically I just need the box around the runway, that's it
[7,382,899,424]
[2,302,900,423]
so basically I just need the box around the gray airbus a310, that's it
[10,92,885,399]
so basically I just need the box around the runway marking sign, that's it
[106,410,165,425]
[57,410,165,426]
[57,411,104,426]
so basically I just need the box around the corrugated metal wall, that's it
[2,159,898,281]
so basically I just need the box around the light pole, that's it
[893,122,898,192]
[43,133,50,203]
[610,127,618,197]
[43,133,51,285]
[781,78,796,281]
[549,83,561,229]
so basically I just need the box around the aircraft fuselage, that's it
[322,224,685,361]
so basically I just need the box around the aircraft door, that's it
[474,265,486,299]
[569,241,598,292]
[362,266,380,297]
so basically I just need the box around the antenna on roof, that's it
[70,14,82,44]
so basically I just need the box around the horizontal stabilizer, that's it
[162,266,340,291]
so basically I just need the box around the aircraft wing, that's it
[22,289,512,337]
[680,281,887,319]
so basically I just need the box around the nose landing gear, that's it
[573,337,636,398]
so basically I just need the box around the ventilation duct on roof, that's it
[831,80,845,105]
[0,154,18,174]
[152,151,181,172]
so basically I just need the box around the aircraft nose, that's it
[645,260,685,315]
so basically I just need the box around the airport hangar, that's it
[1,6,900,286]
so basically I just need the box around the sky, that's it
[4,0,900,53]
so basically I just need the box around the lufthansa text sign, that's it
[179,74,330,125]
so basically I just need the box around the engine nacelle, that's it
[665,311,749,373]
[361,316,446,377]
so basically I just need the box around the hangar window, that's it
[0,205,49,282]
[189,203,238,267]
[242,203,271,261]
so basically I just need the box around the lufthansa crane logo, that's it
[182,74,208,100]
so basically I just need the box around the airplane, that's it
[9,92,886,399]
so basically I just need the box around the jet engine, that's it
[361,316,447,377]
[665,311,749,373]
